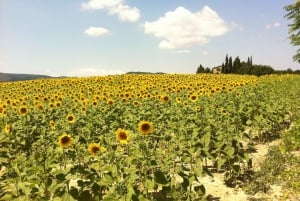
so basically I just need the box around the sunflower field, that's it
[1,74,300,200]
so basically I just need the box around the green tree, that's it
[233,56,241,73]
[228,56,233,73]
[196,64,205,73]
[285,1,300,62]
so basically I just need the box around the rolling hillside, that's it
[0,73,52,82]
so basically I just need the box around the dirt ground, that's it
[202,139,288,201]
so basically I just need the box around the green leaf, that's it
[217,158,226,171]
[194,184,206,196]
[154,170,168,185]
[145,179,154,191]
[61,192,76,201]
[178,172,189,191]
[232,164,240,174]
[97,174,114,186]
[103,191,119,201]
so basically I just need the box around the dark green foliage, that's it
[196,64,211,73]
[285,1,300,62]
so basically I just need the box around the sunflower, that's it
[4,124,11,134]
[49,120,55,130]
[92,100,98,106]
[37,104,44,110]
[194,106,201,112]
[221,108,227,115]
[19,106,28,115]
[58,134,73,148]
[0,106,6,116]
[116,128,130,144]
[161,94,169,103]
[88,143,104,155]
[107,99,114,106]
[175,97,181,103]
[138,121,153,135]
[66,114,76,123]
[133,101,140,106]
[48,102,55,109]
[189,94,198,102]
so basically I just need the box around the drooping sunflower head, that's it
[116,128,130,144]
[19,106,28,115]
[138,121,153,135]
[0,106,6,116]
[66,114,76,123]
[4,124,11,134]
[58,133,73,148]
[49,120,55,130]
[88,143,104,156]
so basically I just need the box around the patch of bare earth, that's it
[202,139,286,201]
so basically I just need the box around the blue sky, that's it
[0,0,299,76]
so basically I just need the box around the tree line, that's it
[196,54,300,76]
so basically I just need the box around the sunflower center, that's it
[163,96,169,101]
[68,116,74,121]
[92,146,100,153]
[61,136,71,144]
[141,123,150,131]
[20,107,27,113]
[119,132,127,140]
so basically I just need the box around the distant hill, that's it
[126,71,165,74]
[0,72,52,82]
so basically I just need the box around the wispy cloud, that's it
[144,6,229,50]
[265,22,281,30]
[84,26,110,37]
[81,0,140,22]
[67,67,124,77]
[81,0,122,10]
[172,49,191,54]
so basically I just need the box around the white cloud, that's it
[173,49,191,54]
[144,6,229,50]
[81,0,140,22]
[265,22,281,30]
[81,0,122,10]
[84,27,110,37]
[273,22,281,27]
[67,68,124,77]
[203,50,208,55]
[109,4,140,22]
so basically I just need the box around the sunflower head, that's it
[221,108,227,115]
[116,128,130,144]
[138,121,153,135]
[88,143,104,155]
[58,134,73,148]
[19,106,28,115]
[161,95,170,103]
[107,99,114,106]
[189,94,198,102]
[66,114,76,123]
[175,97,181,103]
